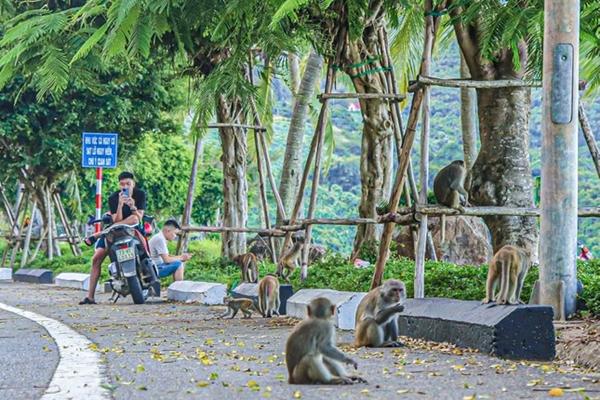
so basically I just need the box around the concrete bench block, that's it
[13,269,53,284]
[0,268,12,280]
[286,289,366,330]
[167,281,226,305]
[55,273,100,292]
[231,283,294,315]
[397,298,555,361]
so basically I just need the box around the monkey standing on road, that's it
[482,245,530,305]
[354,279,406,348]
[433,160,470,242]
[220,296,258,319]
[286,297,367,385]
[257,275,280,318]
[233,253,259,283]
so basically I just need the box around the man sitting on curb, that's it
[149,219,192,281]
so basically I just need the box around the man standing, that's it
[79,171,146,305]
[149,219,191,281]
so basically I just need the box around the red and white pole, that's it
[95,167,103,233]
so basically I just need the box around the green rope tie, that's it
[349,66,392,79]
[332,55,381,72]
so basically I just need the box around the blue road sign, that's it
[82,132,118,168]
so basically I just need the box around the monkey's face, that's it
[381,281,406,304]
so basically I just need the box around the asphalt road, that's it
[0,281,598,400]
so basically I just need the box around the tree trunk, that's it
[470,87,538,260]
[288,53,301,96]
[278,50,323,225]
[460,54,478,180]
[343,28,393,253]
[177,137,203,254]
[217,96,248,259]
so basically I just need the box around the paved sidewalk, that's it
[0,282,598,399]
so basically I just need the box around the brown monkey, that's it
[277,239,304,282]
[220,296,258,319]
[433,160,470,242]
[257,275,280,318]
[354,279,406,348]
[286,297,367,385]
[482,245,530,305]
[233,253,259,283]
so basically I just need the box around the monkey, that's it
[354,279,407,348]
[220,296,258,319]
[257,275,280,318]
[277,238,304,282]
[233,253,259,283]
[482,245,530,305]
[308,245,326,265]
[433,160,470,243]
[286,297,367,385]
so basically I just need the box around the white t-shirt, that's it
[149,231,168,265]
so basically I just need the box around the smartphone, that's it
[122,188,129,197]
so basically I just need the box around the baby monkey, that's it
[277,237,305,282]
[286,297,367,385]
[220,296,258,319]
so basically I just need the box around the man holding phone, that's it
[79,171,147,305]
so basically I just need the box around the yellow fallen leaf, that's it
[548,388,564,397]
[205,339,214,345]
[293,391,302,399]
[247,380,260,389]
[527,379,542,387]
[361,389,370,395]
[452,364,466,371]
[463,396,476,400]
[135,364,145,373]
[196,381,210,388]
[397,389,409,394]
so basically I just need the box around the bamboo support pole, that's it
[317,93,405,101]
[52,192,81,256]
[370,1,445,290]
[300,64,336,280]
[379,28,437,262]
[410,76,541,90]
[30,226,48,263]
[578,103,600,179]
[45,188,53,260]
[254,128,277,263]
[177,137,203,255]
[203,123,266,131]
[0,183,15,226]
[414,0,434,298]
[258,132,286,221]
[9,193,29,269]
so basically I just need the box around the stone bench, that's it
[13,269,53,284]
[397,298,555,360]
[0,268,12,281]
[231,282,294,315]
[286,289,366,330]
[55,272,101,292]
[167,281,226,305]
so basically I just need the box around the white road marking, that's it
[0,302,110,400]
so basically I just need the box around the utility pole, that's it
[539,0,580,320]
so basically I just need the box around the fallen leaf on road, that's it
[196,381,209,388]
[135,364,145,373]
[293,390,302,398]
[548,388,564,397]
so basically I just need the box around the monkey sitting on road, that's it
[433,160,470,242]
[220,296,258,319]
[286,297,367,385]
[354,279,406,348]
[482,245,530,305]
[233,253,259,283]
[257,275,280,318]
[277,238,304,282]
